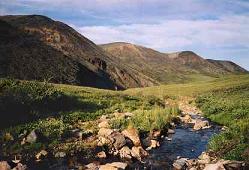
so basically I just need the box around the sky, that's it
[1,0,249,70]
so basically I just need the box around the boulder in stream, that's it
[0,161,11,170]
[122,128,141,146]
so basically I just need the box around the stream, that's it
[130,113,221,170]
[12,115,221,170]
[131,124,220,169]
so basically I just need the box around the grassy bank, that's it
[196,85,249,162]
[0,79,175,159]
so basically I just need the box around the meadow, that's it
[0,74,249,162]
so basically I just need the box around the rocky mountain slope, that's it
[0,15,155,89]
[101,42,248,83]
[0,15,247,89]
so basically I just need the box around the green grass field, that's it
[125,74,249,98]
[0,74,249,162]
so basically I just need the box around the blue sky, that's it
[1,0,249,70]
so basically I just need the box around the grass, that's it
[196,85,249,162]
[0,78,168,158]
[110,106,180,132]
[125,74,249,98]
[1,74,249,162]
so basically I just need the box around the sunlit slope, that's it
[125,75,249,97]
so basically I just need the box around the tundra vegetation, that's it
[0,74,249,164]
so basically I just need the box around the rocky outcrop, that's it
[122,128,141,146]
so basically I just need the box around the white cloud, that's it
[73,15,249,51]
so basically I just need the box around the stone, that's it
[97,151,106,159]
[204,162,225,170]
[198,152,211,164]
[124,112,133,117]
[99,162,127,170]
[193,120,209,130]
[36,150,48,160]
[122,128,141,146]
[150,140,160,148]
[131,146,148,161]
[26,130,37,144]
[173,158,188,170]
[85,162,99,170]
[98,121,109,128]
[119,146,132,159]
[223,160,245,169]
[12,163,27,170]
[167,129,175,134]
[99,165,117,170]
[150,130,161,139]
[55,152,66,158]
[98,128,113,137]
[108,162,127,169]
[182,114,192,123]
[110,132,126,150]
[97,136,112,146]
[0,161,11,170]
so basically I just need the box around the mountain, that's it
[101,42,248,83]
[0,15,155,89]
[0,15,247,90]
[206,59,248,73]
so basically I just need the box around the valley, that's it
[0,14,248,170]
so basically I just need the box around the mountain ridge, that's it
[0,15,156,89]
[0,15,247,89]
[101,42,247,84]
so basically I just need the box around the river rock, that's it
[167,129,175,134]
[99,162,127,170]
[204,162,225,170]
[55,152,66,158]
[110,132,126,150]
[122,128,141,146]
[223,160,245,169]
[182,114,192,123]
[97,136,112,146]
[12,163,27,170]
[26,130,37,144]
[198,152,211,164]
[97,151,106,159]
[150,139,160,148]
[131,146,148,161]
[98,121,109,128]
[0,161,11,170]
[85,162,99,170]
[109,162,128,169]
[119,146,132,159]
[98,128,113,137]
[36,150,48,160]
[150,130,161,139]
[193,120,209,130]
[99,164,117,170]
[173,158,188,170]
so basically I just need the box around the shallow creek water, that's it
[23,116,221,170]
[131,123,221,169]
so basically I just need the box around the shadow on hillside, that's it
[0,93,103,129]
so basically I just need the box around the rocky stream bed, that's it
[0,99,246,170]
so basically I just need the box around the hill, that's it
[0,15,155,89]
[102,42,248,84]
